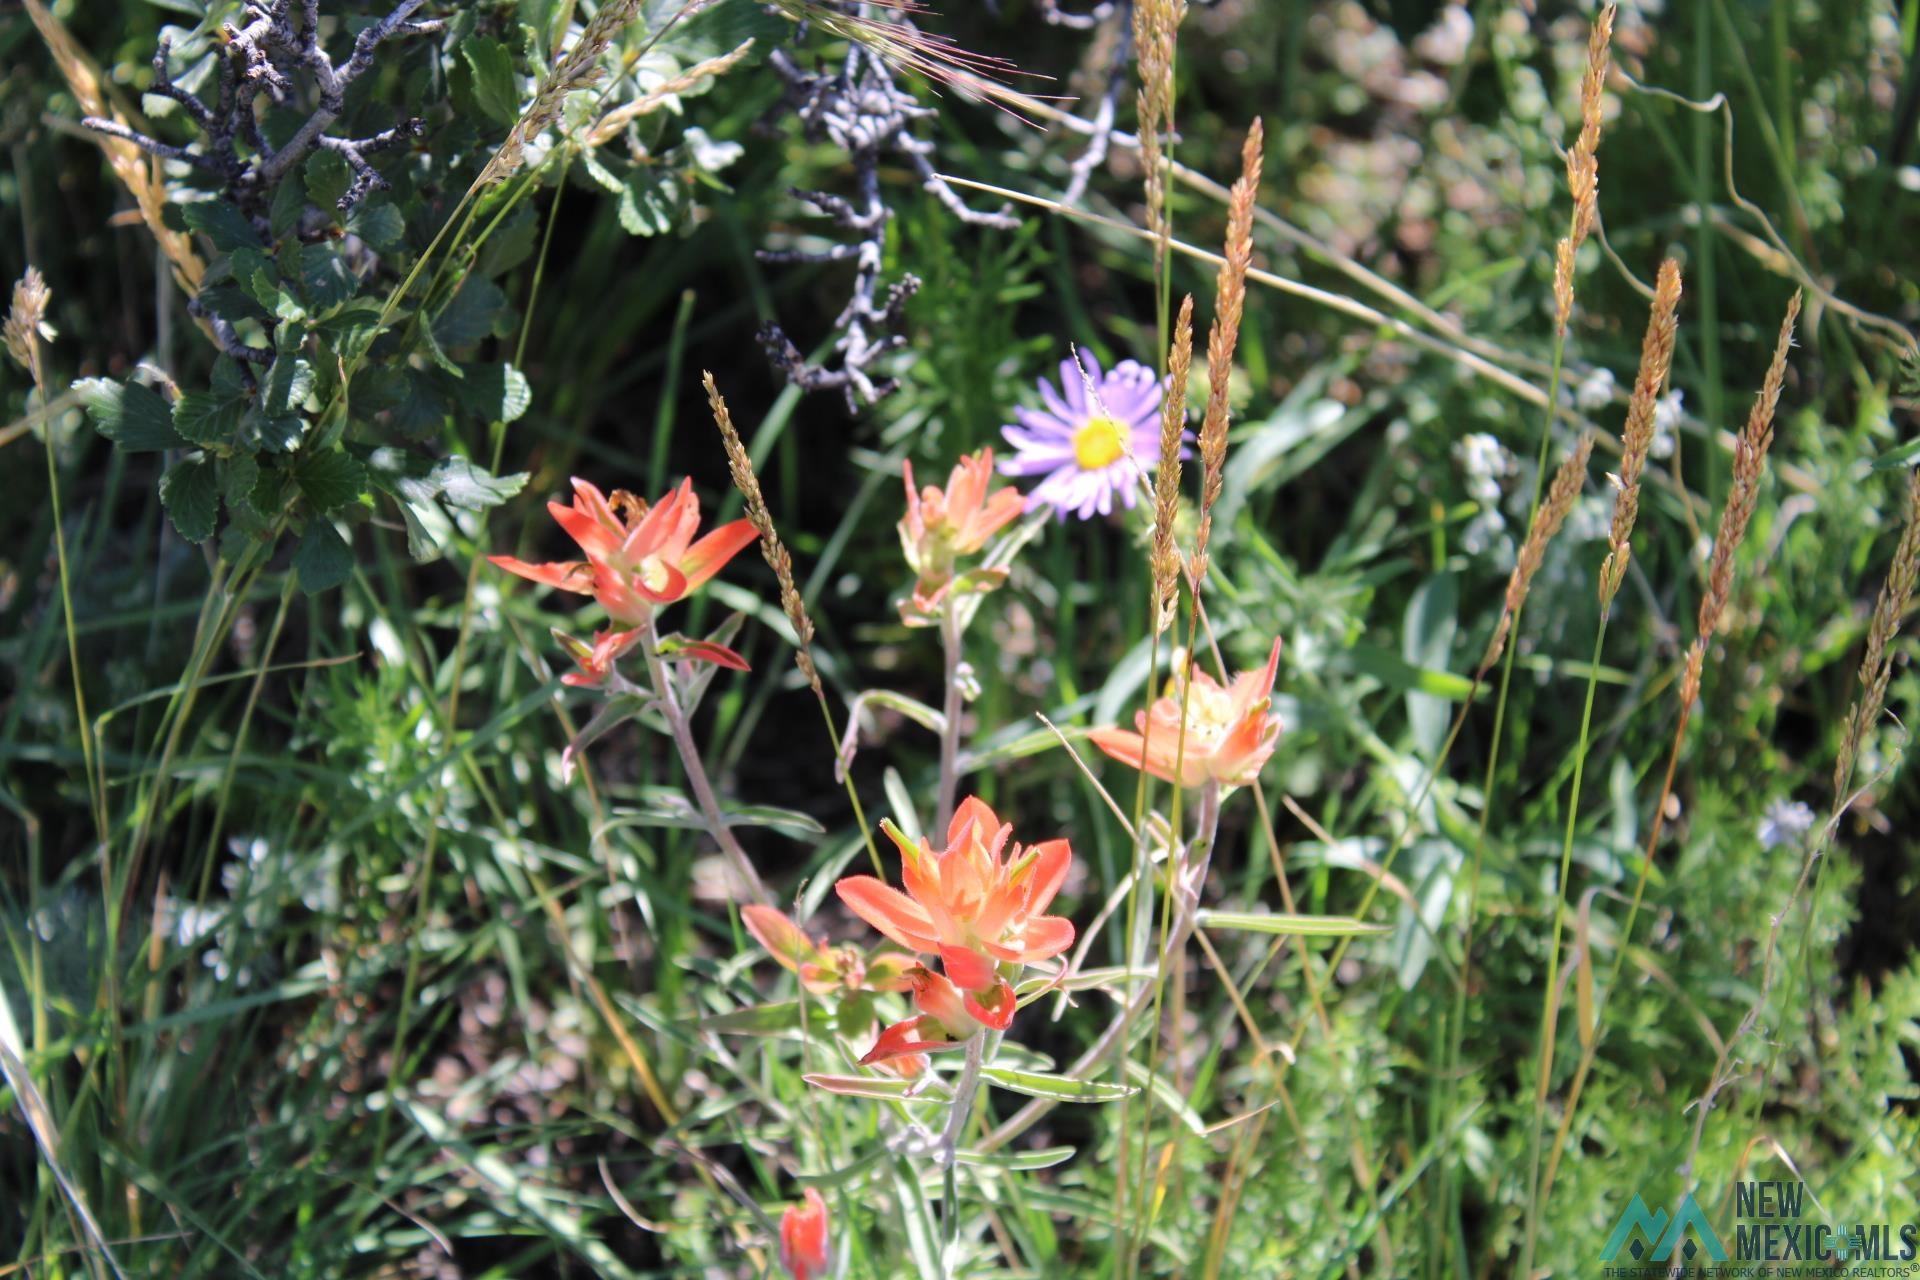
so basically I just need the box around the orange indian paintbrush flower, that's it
[835,797,1072,1042]
[779,1187,831,1280]
[898,448,1025,624]
[1090,637,1284,788]
[489,476,758,626]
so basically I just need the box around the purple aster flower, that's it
[999,353,1167,520]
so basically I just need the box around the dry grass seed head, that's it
[1600,258,1683,607]
[1191,118,1263,583]
[24,0,204,291]
[1150,294,1195,634]
[1481,435,1595,672]
[703,372,822,693]
[1552,5,1615,331]
[1696,291,1800,647]
[1833,465,1920,804]
[1567,4,1615,249]
[4,267,51,376]
[1133,0,1185,258]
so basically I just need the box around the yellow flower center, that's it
[637,556,673,593]
[1072,415,1128,470]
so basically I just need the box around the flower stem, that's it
[940,1032,987,1248]
[641,625,771,905]
[934,600,964,834]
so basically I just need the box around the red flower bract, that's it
[489,476,757,624]
[1089,637,1284,789]
[779,1187,830,1280]
[835,797,1072,1057]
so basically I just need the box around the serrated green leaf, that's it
[268,174,306,240]
[180,199,261,252]
[579,149,625,194]
[241,407,308,453]
[159,454,220,542]
[452,362,532,424]
[346,201,403,251]
[392,370,451,436]
[222,452,269,535]
[294,449,368,513]
[304,149,351,212]
[617,169,679,236]
[432,276,507,349]
[172,390,247,448]
[979,1066,1136,1103]
[401,455,528,511]
[297,244,355,313]
[462,37,520,124]
[261,355,314,418]
[293,519,352,594]
[74,378,185,452]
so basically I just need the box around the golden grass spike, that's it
[1697,290,1800,646]
[1481,436,1595,673]
[1567,4,1615,250]
[704,372,823,695]
[1150,294,1195,634]
[4,267,52,378]
[1133,0,1186,267]
[1600,258,1683,609]
[24,0,204,293]
[1191,118,1263,584]
[1552,4,1615,333]
[1833,465,1920,804]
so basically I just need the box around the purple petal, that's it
[1012,406,1075,438]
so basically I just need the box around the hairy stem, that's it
[934,600,964,834]
[641,624,772,905]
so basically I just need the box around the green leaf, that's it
[955,1146,1076,1171]
[293,519,352,594]
[268,173,306,240]
[1402,572,1458,760]
[241,407,308,453]
[180,198,261,252]
[450,362,533,425]
[980,1067,1136,1103]
[297,244,356,313]
[159,454,221,542]
[1870,435,1920,472]
[432,276,507,349]
[346,201,404,251]
[802,1074,942,1102]
[699,1000,808,1035]
[261,355,314,418]
[172,389,247,449]
[294,449,368,513]
[400,455,528,511]
[222,452,270,535]
[462,37,520,124]
[605,795,825,838]
[580,149,625,194]
[74,378,185,452]
[304,149,351,212]
[1194,909,1393,938]
[617,168,680,236]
